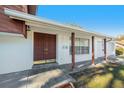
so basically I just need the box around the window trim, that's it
[70,37,90,55]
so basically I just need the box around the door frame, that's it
[33,32,57,64]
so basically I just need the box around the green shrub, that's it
[116,47,124,56]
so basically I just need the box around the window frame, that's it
[70,37,90,55]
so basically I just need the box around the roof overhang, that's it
[4,8,115,40]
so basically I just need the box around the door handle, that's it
[44,48,48,51]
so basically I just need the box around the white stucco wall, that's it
[94,37,104,58]
[0,26,115,74]
[0,31,33,74]
[94,37,116,59]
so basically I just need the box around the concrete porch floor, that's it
[0,56,120,88]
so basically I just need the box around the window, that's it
[70,38,89,55]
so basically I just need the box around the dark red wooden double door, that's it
[34,32,56,62]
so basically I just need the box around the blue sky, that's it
[37,5,124,37]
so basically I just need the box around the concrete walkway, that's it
[0,56,123,88]
[0,64,75,88]
[27,69,75,88]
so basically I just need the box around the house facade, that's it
[0,6,115,74]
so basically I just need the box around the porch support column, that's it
[92,36,95,65]
[71,32,75,69]
[104,38,107,62]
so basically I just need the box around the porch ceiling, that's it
[4,8,115,40]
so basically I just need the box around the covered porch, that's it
[4,8,114,69]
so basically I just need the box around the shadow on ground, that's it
[70,62,124,88]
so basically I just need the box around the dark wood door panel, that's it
[34,33,44,61]
[34,32,56,61]
[44,34,56,59]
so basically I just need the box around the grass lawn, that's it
[70,62,124,88]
